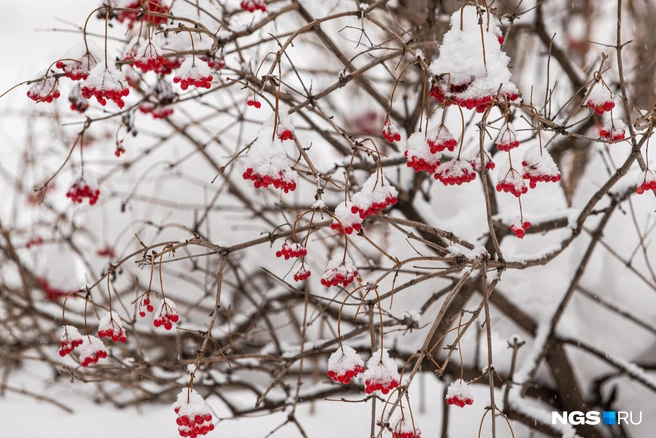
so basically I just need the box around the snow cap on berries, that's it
[466,146,495,171]
[330,201,363,235]
[59,325,84,357]
[426,125,458,153]
[434,159,477,186]
[173,57,213,90]
[430,6,519,110]
[510,215,531,239]
[496,123,519,152]
[243,127,298,193]
[154,299,179,330]
[82,64,130,108]
[521,146,561,188]
[276,242,307,259]
[446,379,474,407]
[600,118,627,141]
[98,311,127,343]
[27,72,60,103]
[173,388,214,437]
[391,409,421,438]
[586,85,615,115]
[383,119,402,143]
[363,348,400,395]
[79,335,108,367]
[293,266,311,282]
[496,160,528,197]
[134,40,165,73]
[327,346,365,384]
[320,255,359,287]
[56,41,103,81]
[276,113,295,141]
[636,170,656,195]
[350,172,398,220]
[405,131,442,174]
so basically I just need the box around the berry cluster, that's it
[56,41,103,81]
[96,245,116,258]
[240,0,267,12]
[320,256,358,287]
[521,147,561,189]
[363,348,400,395]
[405,132,442,174]
[247,99,261,108]
[37,277,69,301]
[154,300,179,330]
[276,242,307,259]
[496,165,528,197]
[140,103,174,119]
[79,336,108,367]
[383,119,401,143]
[81,65,130,108]
[445,380,474,408]
[58,326,83,357]
[66,180,100,205]
[293,266,311,282]
[391,412,422,438]
[118,0,169,27]
[69,85,89,113]
[173,389,215,438]
[139,297,155,318]
[586,85,615,115]
[467,147,495,171]
[434,159,477,186]
[134,42,165,73]
[331,201,363,234]
[199,55,225,71]
[496,123,519,152]
[98,311,127,343]
[350,172,398,220]
[27,74,60,103]
[242,167,297,192]
[431,86,519,113]
[173,58,213,90]
[427,125,457,153]
[510,216,532,239]
[276,113,295,141]
[26,236,44,249]
[327,346,365,385]
[599,119,627,141]
[636,170,656,195]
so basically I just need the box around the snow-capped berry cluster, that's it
[383,119,401,143]
[391,411,421,438]
[293,266,311,282]
[467,147,495,171]
[434,159,476,186]
[350,173,398,220]
[79,336,108,367]
[405,131,442,174]
[154,299,179,330]
[98,311,127,343]
[173,389,215,437]
[363,348,400,395]
[496,162,528,197]
[330,201,363,234]
[430,6,519,112]
[320,256,359,287]
[173,58,213,90]
[56,41,103,81]
[240,0,266,12]
[117,0,169,27]
[139,297,155,318]
[586,85,615,115]
[199,55,225,71]
[445,379,474,407]
[496,123,519,152]
[600,119,627,141]
[134,41,165,73]
[81,65,130,108]
[27,73,60,103]
[25,236,44,249]
[327,346,365,385]
[66,180,100,205]
[276,242,307,259]
[69,84,89,113]
[636,170,656,195]
[427,125,457,153]
[243,128,298,193]
[521,147,561,189]
[510,216,531,239]
[37,277,69,301]
[276,114,295,141]
[58,326,84,357]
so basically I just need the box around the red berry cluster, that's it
[247,99,261,108]
[599,126,625,141]
[496,180,527,197]
[175,409,215,438]
[98,327,127,343]
[430,85,518,113]
[117,0,169,27]
[140,104,174,119]
[393,432,421,438]
[327,364,364,385]
[510,220,531,239]
[428,137,457,153]
[293,267,311,282]
[276,242,307,259]
[58,329,83,357]
[66,181,100,205]
[200,55,225,71]
[521,161,561,188]
[350,196,398,220]
[383,119,401,143]
[330,221,362,235]
[240,0,267,12]
[636,171,656,195]
[135,54,165,73]
[37,277,69,301]
[139,297,155,318]
[497,139,519,152]
[81,348,107,367]
[96,245,116,258]
[434,160,477,186]
[364,377,399,395]
[587,100,615,115]
[320,262,358,288]
[159,57,184,76]
[154,301,179,330]
[427,126,457,152]
[81,85,130,108]
[26,236,44,249]
[69,96,89,113]
[278,129,293,141]
[173,74,213,90]
[446,395,474,408]
[242,168,297,192]
[27,88,60,103]
[56,58,96,81]
[404,151,440,174]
